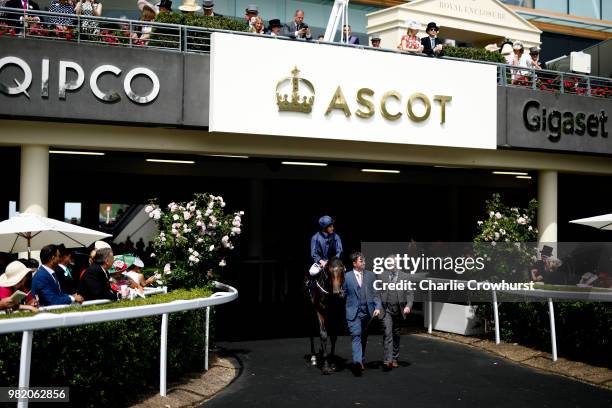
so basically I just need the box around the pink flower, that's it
[517,217,527,225]
[495,212,502,219]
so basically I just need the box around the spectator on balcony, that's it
[4,0,40,30]
[202,0,221,17]
[48,0,75,31]
[178,0,200,13]
[267,18,282,36]
[133,1,157,45]
[500,41,513,64]
[528,46,545,70]
[342,24,359,45]
[370,35,381,48]
[249,15,265,34]
[244,4,258,30]
[0,261,38,313]
[283,9,312,41]
[79,247,117,301]
[398,20,423,53]
[155,0,172,13]
[511,41,530,67]
[75,0,101,36]
[421,22,443,57]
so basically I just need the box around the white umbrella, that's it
[569,213,612,230]
[0,213,112,257]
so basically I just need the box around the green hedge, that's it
[494,302,612,368]
[443,46,506,64]
[0,288,213,407]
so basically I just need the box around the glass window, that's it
[65,202,82,225]
[99,203,130,228]
[499,0,535,7]
[535,0,567,14]
[569,0,601,19]
[604,1,612,20]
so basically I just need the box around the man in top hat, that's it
[530,245,556,283]
[267,18,282,36]
[202,0,222,17]
[370,35,381,48]
[528,46,545,70]
[342,24,359,45]
[421,22,444,57]
[179,0,201,13]
[244,4,258,30]
[155,0,172,13]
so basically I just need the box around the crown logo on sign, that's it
[276,67,315,114]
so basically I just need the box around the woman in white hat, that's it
[0,261,38,312]
[397,20,424,53]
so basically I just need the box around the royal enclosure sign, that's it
[209,32,498,150]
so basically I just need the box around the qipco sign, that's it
[0,56,160,104]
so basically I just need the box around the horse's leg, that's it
[317,311,331,374]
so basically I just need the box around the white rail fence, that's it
[0,281,238,408]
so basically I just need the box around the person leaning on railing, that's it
[75,0,101,36]
[397,20,423,53]
[3,0,40,31]
[48,0,75,31]
[249,15,265,34]
[0,260,39,313]
[134,0,157,46]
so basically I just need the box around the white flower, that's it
[173,214,179,221]
[500,229,506,236]
[171,229,178,235]
[163,263,171,274]
[477,221,483,226]
[219,259,226,267]
[209,245,215,252]
[197,238,204,243]
[150,252,156,258]
[494,232,500,240]
[161,237,166,242]
[231,227,241,235]
[188,248,194,253]
[233,219,241,227]
[145,205,154,213]
[528,226,533,231]
[168,203,178,213]
[491,242,497,247]
[239,211,244,216]
[183,211,191,220]
[495,212,502,219]
[196,221,202,227]
[517,217,527,225]
[489,211,495,218]
[153,211,161,220]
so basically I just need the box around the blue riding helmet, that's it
[319,215,335,229]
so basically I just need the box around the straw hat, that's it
[138,0,160,15]
[179,0,201,12]
[485,43,500,52]
[0,261,34,288]
[512,40,524,50]
[500,43,513,55]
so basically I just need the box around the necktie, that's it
[431,38,435,49]
[22,1,28,10]
[390,272,397,283]
[355,271,362,287]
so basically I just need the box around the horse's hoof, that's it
[322,366,333,375]
[329,363,337,372]
[310,355,317,366]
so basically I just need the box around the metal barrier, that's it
[0,281,238,408]
[1,6,610,99]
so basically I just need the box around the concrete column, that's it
[19,145,49,216]
[537,170,557,244]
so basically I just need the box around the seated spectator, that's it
[75,0,102,36]
[421,22,443,56]
[109,259,141,297]
[528,46,545,70]
[55,244,77,295]
[370,35,381,48]
[398,20,423,53]
[283,9,312,41]
[267,19,282,36]
[126,257,157,287]
[249,15,265,34]
[48,0,75,32]
[342,24,359,45]
[0,260,38,313]
[134,0,157,45]
[79,247,116,301]
[32,244,84,306]
[244,4,258,30]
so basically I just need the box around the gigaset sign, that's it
[0,56,160,104]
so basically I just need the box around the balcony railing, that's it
[1,6,610,99]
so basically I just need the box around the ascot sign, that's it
[0,56,160,103]
[210,32,497,150]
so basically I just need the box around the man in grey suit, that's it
[377,255,414,370]
[282,9,312,41]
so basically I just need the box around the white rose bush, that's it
[473,193,539,282]
[145,193,244,289]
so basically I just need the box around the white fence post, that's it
[492,290,500,344]
[160,313,169,397]
[17,330,33,408]
[205,306,210,371]
[427,289,433,334]
[548,298,557,362]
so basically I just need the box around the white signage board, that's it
[210,33,497,150]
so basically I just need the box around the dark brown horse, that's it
[305,257,346,374]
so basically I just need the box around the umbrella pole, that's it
[27,236,31,260]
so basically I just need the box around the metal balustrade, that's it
[1,6,610,99]
[0,281,238,408]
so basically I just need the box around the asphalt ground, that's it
[203,334,611,408]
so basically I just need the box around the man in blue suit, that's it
[32,244,84,306]
[343,252,381,376]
